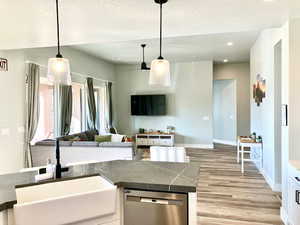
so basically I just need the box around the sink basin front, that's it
[14,176,117,225]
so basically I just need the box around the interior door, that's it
[213,80,237,142]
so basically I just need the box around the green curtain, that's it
[25,63,40,168]
[106,82,113,129]
[59,85,73,136]
[86,77,97,130]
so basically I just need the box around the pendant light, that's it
[47,0,71,85]
[149,0,171,87]
[141,44,150,70]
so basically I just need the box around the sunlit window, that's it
[98,86,107,134]
[32,80,54,143]
[32,79,108,143]
[70,83,83,134]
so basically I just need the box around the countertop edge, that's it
[1,177,197,212]
[0,160,199,212]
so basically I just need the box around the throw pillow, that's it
[95,135,112,143]
[62,135,76,141]
[85,130,99,141]
[77,133,88,141]
[69,136,81,141]
[111,134,124,143]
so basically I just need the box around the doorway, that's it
[213,79,237,145]
[274,41,282,190]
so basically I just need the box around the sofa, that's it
[31,130,134,167]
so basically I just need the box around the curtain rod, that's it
[25,60,115,84]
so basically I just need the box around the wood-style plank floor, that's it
[187,144,283,225]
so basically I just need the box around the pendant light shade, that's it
[47,57,71,85]
[149,0,170,87]
[149,59,170,86]
[47,0,71,85]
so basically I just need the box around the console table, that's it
[136,133,175,147]
[237,136,263,174]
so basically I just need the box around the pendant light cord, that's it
[56,0,62,58]
[159,2,163,59]
[143,46,145,62]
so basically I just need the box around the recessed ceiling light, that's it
[227,42,233,46]
[223,59,229,63]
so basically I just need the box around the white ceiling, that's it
[73,30,260,64]
[1,0,299,51]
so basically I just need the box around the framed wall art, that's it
[253,74,266,106]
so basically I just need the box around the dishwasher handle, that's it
[140,198,169,205]
[125,196,184,206]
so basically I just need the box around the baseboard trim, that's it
[175,144,214,149]
[273,183,282,192]
[261,168,273,189]
[261,168,282,192]
[280,207,289,225]
[213,139,237,146]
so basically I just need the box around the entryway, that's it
[213,79,237,145]
[274,40,283,191]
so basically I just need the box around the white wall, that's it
[0,47,116,174]
[261,18,300,225]
[250,22,291,219]
[280,22,289,221]
[115,61,214,147]
[214,63,250,137]
[283,18,300,224]
[0,51,26,174]
[213,79,237,142]
[274,41,282,185]
[25,47,115,83]
[250,28,283,189]
[289,19,300,161]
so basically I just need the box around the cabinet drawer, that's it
[288,177,300,225]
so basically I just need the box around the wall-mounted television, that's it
[131,95,166,116]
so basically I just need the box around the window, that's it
[70,83,83,134]
[98,86,107,133]
[32,79,108,142]
[32,80,54,143]
[82,86,107,133]
[94,86,107,134]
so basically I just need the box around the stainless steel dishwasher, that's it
[124,189,188,225]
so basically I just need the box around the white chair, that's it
[149,146,190,163]
[237,137,263,173]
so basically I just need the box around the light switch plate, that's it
[1,128,10,136]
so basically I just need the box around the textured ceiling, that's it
[73,31,260,64]
[1,0,298,50]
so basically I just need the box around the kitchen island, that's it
[0,160,199,225]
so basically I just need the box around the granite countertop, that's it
[0,160,200,212]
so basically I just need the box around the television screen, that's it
[131,95,166,116]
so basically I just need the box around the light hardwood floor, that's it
[187,144,283,225]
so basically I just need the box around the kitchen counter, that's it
[0,160,200,212]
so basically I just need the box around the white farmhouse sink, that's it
[14,176,117,225]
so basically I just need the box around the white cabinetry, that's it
[288,177,300,225]
[0,211,5,225]
[0,209,15,225]
[136,134,175,147]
